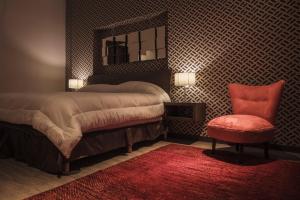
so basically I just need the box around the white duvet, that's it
[0,81,170,158]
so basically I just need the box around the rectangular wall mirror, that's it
[102,26,166,66]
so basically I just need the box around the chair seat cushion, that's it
[207,115,275,143]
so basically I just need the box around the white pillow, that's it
[119,81,170,102]
[78,84,118,93]
[79,81,171,102]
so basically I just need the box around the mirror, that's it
[102,26,166,65]
[128,32,139,62]
[157,26,166,59]
[102,35,127,65]
[114,35,127,64]
[141,28,155,61]
[102,36,112,66]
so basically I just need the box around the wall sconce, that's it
[174,72,196,87]
[69,79,84,90]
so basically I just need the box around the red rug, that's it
[27,144,300,200]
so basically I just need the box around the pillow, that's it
[79,81,171,102]
[78,84,119,93]
[119,81,170,102]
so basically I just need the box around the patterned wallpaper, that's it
[66,0,300,147]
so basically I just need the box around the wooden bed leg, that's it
[161,120,168,140]
[57,160,70,178]
[63,161,70,174]
[126,128,133,153]
[163,128,168,140]
[127,145,133,153]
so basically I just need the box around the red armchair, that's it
[207,80,285,158]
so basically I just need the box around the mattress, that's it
[0,81,170,158]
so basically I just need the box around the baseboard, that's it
[167,133,199,144]
[171,134,300,153]
[269,144,300,153]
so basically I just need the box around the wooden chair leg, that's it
[163,127,168,140]
[264,142,269,159]
[126,128,133,153]
[212,138,216,154]
[240,144,244,153]
[235,144,239,152]
[237,144,244,164]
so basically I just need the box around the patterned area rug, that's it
[27,144,300,200]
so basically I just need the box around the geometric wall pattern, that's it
[66,0,300,147]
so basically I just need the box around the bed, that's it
[0,70,171,174]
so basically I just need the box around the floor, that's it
[0,139,300,200]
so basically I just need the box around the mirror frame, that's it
[93,11,167,72]
[101,26,166,65]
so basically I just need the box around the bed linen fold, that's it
[0,90,169,158]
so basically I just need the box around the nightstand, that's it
[164,102,206,138]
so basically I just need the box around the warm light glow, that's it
[141,50,155,61]
[69,79,84,89]
[174,73,196,87]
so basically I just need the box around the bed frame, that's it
[0,70,171,175]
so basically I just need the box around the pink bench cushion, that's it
[207,115,275,144]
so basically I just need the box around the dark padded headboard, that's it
[87,69,172,94]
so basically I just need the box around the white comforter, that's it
[0,82,170,158]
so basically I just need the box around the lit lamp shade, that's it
[174,73,196,87]
[69,79,84,90]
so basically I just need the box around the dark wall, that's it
[66,0,300,147]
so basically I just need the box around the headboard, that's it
[87,69,172,94]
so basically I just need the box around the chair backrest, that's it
[228,80,285,124]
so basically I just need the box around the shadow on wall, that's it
[0,40,65,92]
[0,0,65,92]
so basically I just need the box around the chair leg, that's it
[235,144,239,152]
[240,144,244,153]
[212,138,216,154]
[237,144,244,164]
[264,142,269,159]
